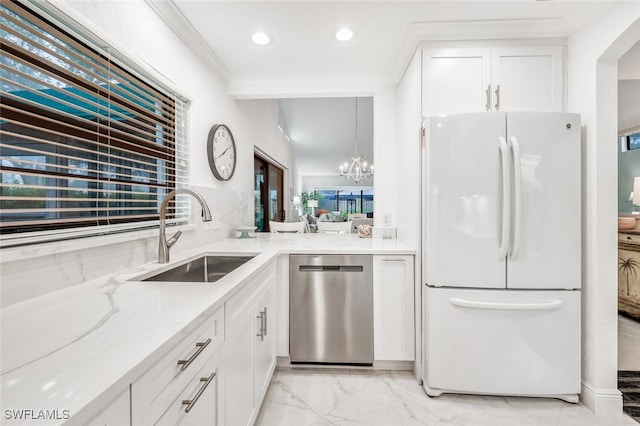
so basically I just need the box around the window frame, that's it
[0,0,190,247]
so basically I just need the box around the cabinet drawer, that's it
[132,306,224,424]
[619,232,640,246]
[156,348,223,426]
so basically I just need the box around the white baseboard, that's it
[580,380,623,414]
[373,360,413,371]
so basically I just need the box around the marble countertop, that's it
[0,233,413,424]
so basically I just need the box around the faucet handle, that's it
[166,231,183,248]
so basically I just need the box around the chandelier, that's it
[340,97,374,184]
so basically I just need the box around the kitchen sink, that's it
[138,255,255,283]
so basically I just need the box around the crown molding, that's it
[144,0,230,86]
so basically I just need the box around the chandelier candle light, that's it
[340,97,374,184]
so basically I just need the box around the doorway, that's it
[254,155,284,232]
[616,39,640,422]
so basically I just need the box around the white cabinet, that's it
[225,263,277,426]
[373,255,415,361]
[491,47,563,112]
[87,388,130,426]
[422,48,492,116]
[156,348,224,426]
[253,284,276,403]
[422,46,564,115]
[131,306,225,425]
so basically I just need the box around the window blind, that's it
[0,1,189,243]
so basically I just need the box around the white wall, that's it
[372,88,399,227]
[301,175,373,192]
[395,48,423,378]
[567,3,640,413]
[0,0,291,307]
[618,79,640,132]
[618,79,640,213]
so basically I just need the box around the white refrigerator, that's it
[422,112,581,402]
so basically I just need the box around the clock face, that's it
[207,124,236,181]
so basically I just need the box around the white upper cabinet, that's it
[422,45,564,115]
[423,48,492,115]
[491,47,564,112]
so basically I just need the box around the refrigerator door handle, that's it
[497,137,511,260]
[509,136,522,261]
[449,298,564,311]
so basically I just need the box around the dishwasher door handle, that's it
[299,265,364,272]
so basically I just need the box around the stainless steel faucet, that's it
[158,189,212,263]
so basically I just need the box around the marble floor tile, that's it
[256,368,639,426]
[619,315,640,371]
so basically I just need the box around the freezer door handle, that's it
[449,298,564,311]
[497,137,511,260]
[509,136,523,261]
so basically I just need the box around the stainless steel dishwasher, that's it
[289,254,373,365]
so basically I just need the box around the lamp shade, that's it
[634,177,640,206]
[307,200,318,208]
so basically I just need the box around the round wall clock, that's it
[207,124,237,181]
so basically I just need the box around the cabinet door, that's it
[491,47,564,112]
[422,48,491,116]
[254,278,277,405]
[156,348,224,426]
[225,306,256,426]
[87,389,130,426]
[619,247,640,318]
[373,255,415,361]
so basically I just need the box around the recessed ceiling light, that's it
[251,32,271,46]
[335,27,354,42]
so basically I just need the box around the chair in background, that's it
[317,212,338,222]
[269,220,306,233]
[316,220,352,234]
[305,214,317,233]
[347,213,366,221]
[351,218,373,233]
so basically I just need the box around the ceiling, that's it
[165,0,615,88]
[619,40,640,80]
[150,0,618,179]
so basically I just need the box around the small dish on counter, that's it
[234,226,257,238]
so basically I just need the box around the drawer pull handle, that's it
[177,338,211,370]
[382,258,406,262]
[182,371,216,413]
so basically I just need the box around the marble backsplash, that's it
[0,186,252,308]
